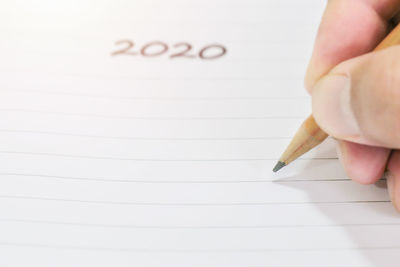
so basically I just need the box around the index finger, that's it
[305,0,400,91]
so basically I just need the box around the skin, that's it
[305,0,400,210]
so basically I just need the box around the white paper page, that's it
[0,1,399,266]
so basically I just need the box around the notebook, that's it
[0,0,399,266]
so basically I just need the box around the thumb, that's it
[312,46,400,148]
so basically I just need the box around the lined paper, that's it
[0,1,399,267]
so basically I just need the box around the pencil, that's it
[273,22,400,173]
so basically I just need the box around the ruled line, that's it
[0,195,389,206]
[0,151,338,162]
[0,129,294,141]
[50,71,308,81]
[0,71,306,81]
[0,109,305,120]
[1,218,399,230]
[0,172,350,184]
[0,241,399,253]
[0,70,307,81]
[2,89,309,101]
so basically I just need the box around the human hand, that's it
[305,0,400,210]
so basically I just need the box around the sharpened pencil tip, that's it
[273,161,286,172]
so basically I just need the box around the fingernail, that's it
[386,171,398,210]
[312,74,360,139]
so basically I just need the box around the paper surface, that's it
[0,1,399,266]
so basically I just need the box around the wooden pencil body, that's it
[279,116,328,165]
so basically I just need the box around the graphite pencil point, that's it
[273,161,286,172]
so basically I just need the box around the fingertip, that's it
[338,141,390,184]
[304,0,391,94]
[312,74,361,140]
